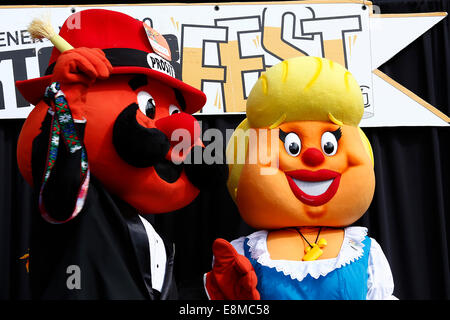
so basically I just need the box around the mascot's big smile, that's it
[285,169,341,206]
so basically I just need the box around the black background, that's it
[0,0,449,300]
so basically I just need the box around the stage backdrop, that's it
[0,1,448,126]
[0,0,449,300]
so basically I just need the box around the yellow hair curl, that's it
[246,56,364,129]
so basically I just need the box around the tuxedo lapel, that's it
[160,242,177,300]
[114,197,160,300]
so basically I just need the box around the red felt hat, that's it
[15,9,206,114]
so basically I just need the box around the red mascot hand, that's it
[205,238,260,300]
[50,47,113,120]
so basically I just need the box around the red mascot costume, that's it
[16,9,226,299]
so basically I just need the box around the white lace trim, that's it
[246,226,368,282]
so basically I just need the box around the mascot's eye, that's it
[145,99,156,119]
[137,91,156,119]
[169,104,181,115]
[321,131,339,156]
[284,132,301,157]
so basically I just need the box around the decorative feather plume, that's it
[28,15,73,52]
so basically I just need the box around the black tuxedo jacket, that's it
[29,112,177,299]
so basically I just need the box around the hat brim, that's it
[15,66,206,115]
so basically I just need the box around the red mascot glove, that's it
[205,238,260,300]
[50,47,113,120]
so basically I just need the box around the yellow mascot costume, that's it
[204,56,396,300]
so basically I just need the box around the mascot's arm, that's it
[204,238,260,300]
[32,48,112,223]
[50,47,112,121]
[366,238,397,300]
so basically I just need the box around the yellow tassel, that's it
[28,16,73,52]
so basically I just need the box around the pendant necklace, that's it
[294,227,328,261]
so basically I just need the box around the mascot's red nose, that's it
[155,113,201,147]
[302,148,325,167]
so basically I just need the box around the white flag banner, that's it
[0,1,447,126]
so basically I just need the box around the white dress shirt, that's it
[138,215,167,293]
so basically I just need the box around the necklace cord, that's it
[315,227,322,243]
[293,227,322,248]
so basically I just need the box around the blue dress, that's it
[243,234,372,300]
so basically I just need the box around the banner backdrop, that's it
[0,1,448,126]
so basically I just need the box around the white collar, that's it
[246,226,368,282]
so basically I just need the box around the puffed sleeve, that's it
[230,236,246,256]
[366,238,397,300]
